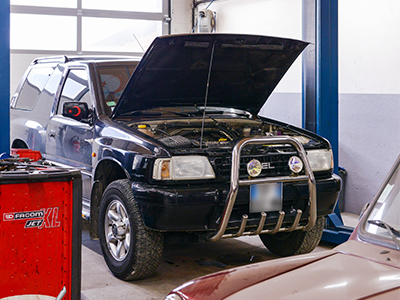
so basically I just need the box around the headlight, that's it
[306,149,333,172]
[153,156,215,180]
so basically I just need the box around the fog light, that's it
[288,156,303,173]
[247,159,262,177]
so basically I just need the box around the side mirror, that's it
[63,102,89,122]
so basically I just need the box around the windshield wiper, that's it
[120,110,162,117]
[171,111,196,117]
[368,219,400,250]
[194,105,220,124]
[194,105,238,140]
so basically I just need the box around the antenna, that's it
[133,33,145,52]
[199,41,216,149]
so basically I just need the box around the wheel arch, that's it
[89,157,131,239]
[11,138,29,149]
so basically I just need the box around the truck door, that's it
[46,68,93,203]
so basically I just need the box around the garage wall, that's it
[338,1,400,214]
[171,0,192,34]
[172,0,400,215]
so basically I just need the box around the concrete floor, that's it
[80,212,359,299]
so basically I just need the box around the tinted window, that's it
[15,66,54,110]
[58,69,91,116]
[97,64,137,116]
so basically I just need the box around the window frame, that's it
[57,68,92,118]
[10,0,170,57]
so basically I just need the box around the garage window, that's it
[10,0,169,56]
[11,0,76,8]
[82,0,162,12]
[11,14,77,51]
[82,17,162,53]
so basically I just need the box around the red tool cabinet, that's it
[0,161,82,300]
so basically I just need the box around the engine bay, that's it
[129,118,314,150]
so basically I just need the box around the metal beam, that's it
[303,1,349,245]
[302,0,316,133]
[303,0,338,173]
[0,0,10,153]
[316,0,338,173]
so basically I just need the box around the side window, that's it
[14,66,54,110]
[58,69,91,116]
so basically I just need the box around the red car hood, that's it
[172,241,400,300]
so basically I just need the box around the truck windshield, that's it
[97,63,138,116]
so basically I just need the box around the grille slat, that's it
[211,151,298,180]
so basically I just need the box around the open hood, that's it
[112,34,308,118]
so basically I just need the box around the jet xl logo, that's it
[38,207,61,229]
[3,207,61,229]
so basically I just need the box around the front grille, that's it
[210,151,298,180]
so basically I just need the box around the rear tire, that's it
[98,179,163,280]
[259,216,324,257]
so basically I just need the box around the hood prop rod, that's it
[200,41,216,149]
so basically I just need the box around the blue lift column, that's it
[303,0,353,244]
[0,0,10,153]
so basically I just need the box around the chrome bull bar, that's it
[209,136,317,242]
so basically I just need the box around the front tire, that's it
[98,179,163,280]
[259,216,324,257]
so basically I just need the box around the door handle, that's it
[49,130,56,138]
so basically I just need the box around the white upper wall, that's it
[171,0,192,34]
[198,0,303,94]
[339,0,400,94]
[198,0,302,38]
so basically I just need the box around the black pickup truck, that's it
[10,33,341,280]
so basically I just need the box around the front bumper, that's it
[133,174,340,232]
[135,136,341,239]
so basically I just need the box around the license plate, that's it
[250,183,283,213]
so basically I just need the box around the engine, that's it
[130,118,312,150]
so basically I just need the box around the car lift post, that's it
[303,0,353,244]
[0,0,10,153]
